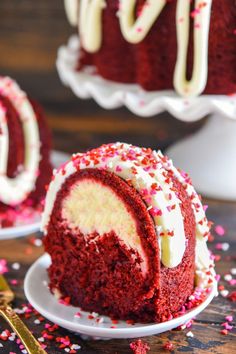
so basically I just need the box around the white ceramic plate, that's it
[0,151,69,240]
[57,35,236,120]
[24,254,217,339]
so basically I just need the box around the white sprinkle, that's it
[224,274,232,282]
[34,319,40,325]
[38,337,45,342]
[34,238,43,247]
[220,290,229,297]
[221,243,230,251]
[186,331,194,337]
[0,343,3,347]
[8,336,15,341]
[64,349,70,353]
[231,268,236,275]
[155,225,163,234]
[12,262,20,270]
[22,350,28,354]
[71,344,81,350]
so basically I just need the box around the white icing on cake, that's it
[64,0,79,26]
[174,0,212,96]
[79,0,106,53]
[119,0,166,44]
[64,0,213,97]
[42,143,212,271]
[0,77,41,205]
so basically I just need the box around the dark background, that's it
[0,0,203,155]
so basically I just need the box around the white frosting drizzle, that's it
[42,143,211,270]
[0,77,41,205]
[174,0,212,97]
[64,0,79,26]
[119,0,166,44]
[155,151,211,269]
[65,0,213,97]
[79,0,106,53]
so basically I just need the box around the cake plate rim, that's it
[57,35,236,121]
[0,150,70,239]
[24,253,217,339]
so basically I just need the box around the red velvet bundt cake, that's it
[64,0,236,97]
[0,76,52,228]
[42,143,214,322]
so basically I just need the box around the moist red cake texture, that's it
[77,0,236,95]
[0,80,52,228]
[44,169,195,322]
[43,143,213,323]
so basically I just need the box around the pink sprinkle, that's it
[139,99,145,107]
[0,259,8,274]
[225,315,233,322]
[137,27,143,33]
[221,322,233,331]
[115,165,122,172]
[203,205,208,212]
[215,243,223,250]
[74,312,82,318]
[214,225,225,236]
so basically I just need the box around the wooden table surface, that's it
[0,1,235,353]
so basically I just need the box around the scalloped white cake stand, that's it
[57,35,236,200]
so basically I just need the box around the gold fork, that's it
[0,274,47,354]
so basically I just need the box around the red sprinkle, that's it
[130,339,150,354]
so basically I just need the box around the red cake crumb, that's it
[163,341,174,351]
[130,339,150,354]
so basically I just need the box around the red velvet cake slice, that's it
[0,76,52,228]
[42,143,215,322]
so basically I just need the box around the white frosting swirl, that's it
[42,143,211,270]
[0,77,41,205]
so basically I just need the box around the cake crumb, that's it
[130,339,150,354]
[162,341,174,351]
